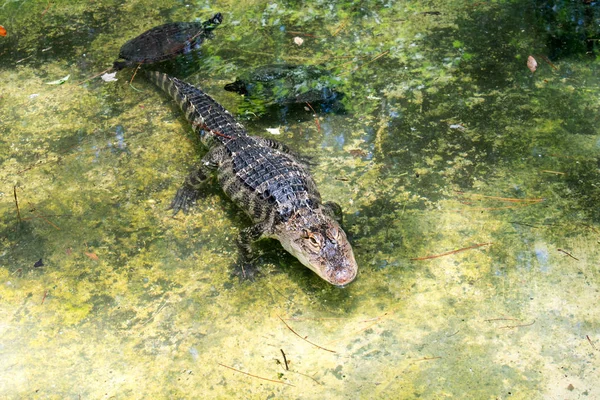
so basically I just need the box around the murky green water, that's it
[1,1,599,398]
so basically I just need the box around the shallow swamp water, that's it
[0,0,599,398]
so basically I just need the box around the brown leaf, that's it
[348,149,367,158]
[84,252,99,261]
[527,55,537,73]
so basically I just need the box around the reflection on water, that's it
[1,0,599,398]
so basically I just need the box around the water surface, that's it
[1,1,599,398]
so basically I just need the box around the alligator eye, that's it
[305,232,322,248]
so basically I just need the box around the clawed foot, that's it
[231,262,262,281]
[168,185,200,215]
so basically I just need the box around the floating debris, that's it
[0,25,6,37]
[293,36,304,46]
[45,75,70,85]
[265,127,281,135]
[449,123,466,131]
[101,71,118,82]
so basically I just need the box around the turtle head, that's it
[224,79,248,96]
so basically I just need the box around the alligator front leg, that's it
[169,147,225,215]
[233,222,268,281]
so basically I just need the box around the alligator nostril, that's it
[334,265,357,286]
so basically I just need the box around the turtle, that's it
[113,12,223,70]
[224,64,343,106]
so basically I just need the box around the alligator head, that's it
[273,207,358,286]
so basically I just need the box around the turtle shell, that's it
[224,64,341,105]
[113,13,222,70]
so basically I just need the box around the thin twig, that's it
[280,349,289,370]
[291,370,322,385]
[13,186,21,223]
[287,317,348,321]
[485,317,519,322]
[218,363,294,386]
[499,320,536,329]
[41,1,52,16]
[332,21,347,36]
[141,300,168,326]
[455,191,544,203]
[278,316,336,353]
[77,67,112,85]
[415,356,441,362]
[586,335,597,351]
[33,211,61,230]
[287,31,318,38]
[340,50,390,76]
[305,102,321,132]
[557,248,579,261]
[537,54,558,70]
[410,242,492,261]
[129,64,141,84]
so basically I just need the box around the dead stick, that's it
[41,1,52,16]
[411,242,492,261]
[557,248,579,261]
[287,31,318,38]
[33,211,61,230]
[129,64,141,85]
[415,356,441,362]
[291,370,322,385]
[537,54,558,70]
[332,21,347,36]
[278,316,336,353]
[77,67,112,85]
[341,50,390,75]
[485,318,519,322]
[455,191,544,203]
[13,186,22,223]
[305,102,321,132]
[499,320,535,329]
[280,349,289,370]
[586,335,597,351]
[41,290,48,305]
[218,363,294,386]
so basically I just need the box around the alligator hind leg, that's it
[232,222,267,281]
[169,147,225,215]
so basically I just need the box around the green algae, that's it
[1,0,600,398]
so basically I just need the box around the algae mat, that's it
[1,0,599,398]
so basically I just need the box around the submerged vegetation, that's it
[0,0,599,398]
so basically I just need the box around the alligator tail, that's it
[144,71,247,142]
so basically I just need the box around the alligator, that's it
[145,71,358,286]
